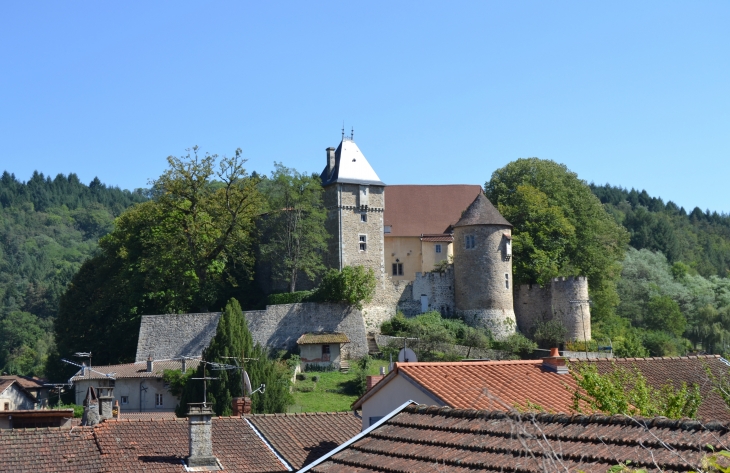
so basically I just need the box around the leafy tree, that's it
[571,362,701,419]
[531,320,568,349]
[175,298,292,416]
[486,158,629,323]
[259,163,328,292]
[645,295,686,337]
[50,148,264,375]
[314,265,376,309]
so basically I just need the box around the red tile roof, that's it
[70,359,200,381]
[420,233,454,242]
[383,185,483,237]
[308,404,730,472]
[246,411,361,469]
[119,410,178,420]
[0,427,102,473]
[353,360,583,414]
[0,375,47,391]
[576,355,730,422]
[94,417,288,472]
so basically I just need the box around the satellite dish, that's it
[243,371,252,396]
[398,348,418,363]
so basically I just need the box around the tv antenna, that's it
[217,356,265,396]
[190,357,218,407]
[61,358,116,382]
[43,383,72,406]
[74,352,92,369]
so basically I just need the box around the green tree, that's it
[645,295,686,337]
[259,163,328,292]
[485,158,629,323]
[175,298,292,416]
[571,362,701,419]
[314,265,376,309]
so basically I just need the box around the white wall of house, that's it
[359,373,445,430]
[299,343,341,368]
[0,384,36,411]
[74,377,177,412]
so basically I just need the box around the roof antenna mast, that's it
[351,127,354,141]
[342,122,345,140]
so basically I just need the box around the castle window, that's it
[360,213,367,222]
[465,235,475,249]
[359,234,367,251]
[435,244,442,254]
[392,263,403,276]
[505,236,512,260]
[505,273,509,289]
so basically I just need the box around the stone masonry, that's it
[136,313,221,362]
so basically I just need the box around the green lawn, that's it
[288,360,389,413]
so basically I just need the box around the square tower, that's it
[320,135,385,285]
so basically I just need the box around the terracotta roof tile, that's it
[296,333,351,345]
[420,234,454,242]
[354,360,582,413]
[70,359,200,381]
[383,185,483,237]
[247,411,361,469]
[310,405,730,472]
[0,375,47,390]
[577,355,730,422]
[0,427,102,473]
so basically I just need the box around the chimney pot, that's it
[147,355,153,373]
[542,348,568,374]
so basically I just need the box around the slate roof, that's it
[246,411,361,470]
[453,193,512,228]
[352,360,583,413]
[383,185,483,237]
[305,404,730,472]
[577,355,730,423]
[320,138,384,187]
[296,333,351,345]
[70,359,200,381]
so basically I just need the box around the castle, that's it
[319,133,591,341]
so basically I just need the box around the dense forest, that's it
[0,171,147,376]
[4,158,730,380]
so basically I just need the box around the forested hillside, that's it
[0,171,147,376]
[591,184,730,357]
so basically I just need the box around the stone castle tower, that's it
[320,134,386,286]
[452,194,517,338]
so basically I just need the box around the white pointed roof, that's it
[320,138,385,187]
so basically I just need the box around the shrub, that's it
[303,363,335,372]
[312,265,376,309]
[296,373,307,381]
[311,375,320,383]
[266,291,314,306]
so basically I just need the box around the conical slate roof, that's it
[453,193,512,228]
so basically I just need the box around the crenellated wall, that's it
[513,276,591,342]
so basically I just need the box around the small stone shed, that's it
[296,332,350,369]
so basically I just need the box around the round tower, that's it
[550,276,591,342]
[453,193,516,339]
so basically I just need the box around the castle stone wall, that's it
[244,302,368,359]
[453,225,515,338]
[551,276,591,342]
[411,267,455,316]
[513,284,552,335]
[513,277,591,342]
[135,313,221,362]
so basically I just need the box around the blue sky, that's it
[1,1,728,212]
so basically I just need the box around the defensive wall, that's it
[136,313,221,362]
[513,276,591,342]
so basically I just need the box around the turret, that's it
[453,193,516,338]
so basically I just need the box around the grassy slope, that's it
[289,360,389,413]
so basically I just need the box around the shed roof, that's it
[383,185,483,237]
[297,333,351,345]
[453,193,512,228]
[305,404,730,472]
[320,138,384,187]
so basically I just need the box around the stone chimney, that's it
[187,405,218,469]
[232,397,252,416]
[541,347,568,374]
[99,389,114,420]
[181,357,187,374]
[147,355,154,373]
[326,147,336,175]
[81,386,100,426]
